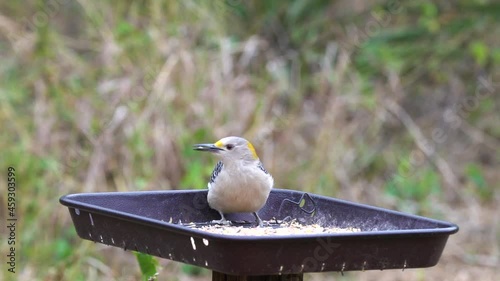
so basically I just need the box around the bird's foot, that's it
[211,218,232,226]
[253,212,265,227]
[256,220,271,227]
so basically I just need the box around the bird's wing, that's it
[257,161,269,174]
[208,161,224,188]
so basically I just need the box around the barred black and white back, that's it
[208,161,223,188]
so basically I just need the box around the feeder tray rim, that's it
[59,189,459,241]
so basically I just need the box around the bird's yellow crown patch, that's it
[247,142,259,160]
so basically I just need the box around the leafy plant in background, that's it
[181,264,209,276]
[180,128,214,189]
[134,252,159,281]
[465,163,492,201]
[384,163,442,214]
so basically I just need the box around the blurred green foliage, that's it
[134,252,159,281]
[465,163,492,201]
[181,264,209,276]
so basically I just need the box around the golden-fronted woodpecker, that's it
[193,136,274,226]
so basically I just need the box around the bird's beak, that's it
[193,143,224,153]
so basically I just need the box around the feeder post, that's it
[212,271,303,281]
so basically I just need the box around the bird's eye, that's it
[226,144,234,150]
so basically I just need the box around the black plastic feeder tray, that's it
[60,189,458,278]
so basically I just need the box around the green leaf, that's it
[299,198,306,208]
[134,252,159,281]
[181,264,206,276]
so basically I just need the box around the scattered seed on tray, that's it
[184,220,361,236]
